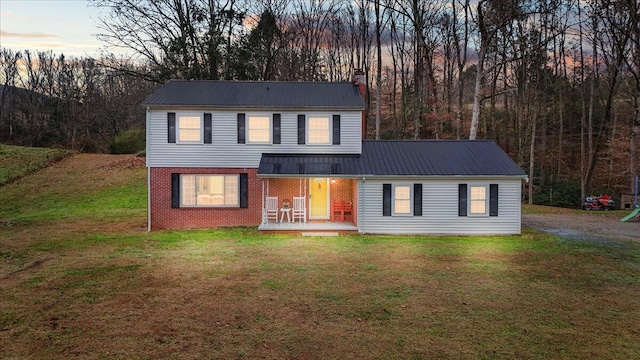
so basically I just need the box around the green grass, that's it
[1,153,639,359]
[0,144,73,186]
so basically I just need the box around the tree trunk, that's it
[528,112,538,205]
[375,0,382,139]
[469,47,485,140]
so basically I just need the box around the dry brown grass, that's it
[1,155,639,359]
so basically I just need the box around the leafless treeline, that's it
[1,0,639,202]
[0,50,154,151]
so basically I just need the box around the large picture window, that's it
[307,116,330,144]
[181,175,239,207]
[469,185,487,215]
[178,115,202,143]
[393,185,412,215]
[248,116,271,143]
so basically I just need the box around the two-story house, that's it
[142,77,527,234]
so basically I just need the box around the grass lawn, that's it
[0,144,73,186]
[1,153,639,359]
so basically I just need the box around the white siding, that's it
[358,178,522,235]
[147,109,362,168]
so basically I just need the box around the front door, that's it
[309,178,329,219]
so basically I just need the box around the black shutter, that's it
[168,112,176,143]
[171,173,180,208]
[383,184,391,216]
[332,115,341,145]
[273,114,281,144]
[458,184,468,216]
[237,113,246,144]
[239,173,248,208]
[413,183,422,216]
[490,184,498,216]
[297,115,306,144]
[204,113,212,144]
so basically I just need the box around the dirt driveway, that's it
[523,211,640,243]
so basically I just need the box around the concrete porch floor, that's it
[258,220,358,233]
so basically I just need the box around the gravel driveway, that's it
[523,212,640,243]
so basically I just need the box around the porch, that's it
[258,220,358,233]
[259,177,358,232]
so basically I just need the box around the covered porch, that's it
[257,176,358,232]
[257,153,362,233]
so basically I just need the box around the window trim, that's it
[306,115,332,145]
[176,113,204,144]
[180,174,240,208]
[392,184,413,216]
[246,114,272,144]
[468,184,489,216]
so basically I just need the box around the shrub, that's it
[110,128,145,154]
[533,179,581,209]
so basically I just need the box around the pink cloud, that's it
[1,30,60,39]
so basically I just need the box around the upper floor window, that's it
[308,116,330,144]
[469,185,487,215]
[248,116,271,143]
[178,115,202,143]
[181,174,239,207]
[298,114,340,145]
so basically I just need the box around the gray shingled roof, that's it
[258,140,526,177]
[141,79,366,109]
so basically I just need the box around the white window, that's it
[469,185,487,215]
[393,185,412,215]
[248,116,271,143]
[178,115,202,143]
[307,116,330,144]
[181,175,239,207]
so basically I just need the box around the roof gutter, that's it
[257,174,528,180]
[140,104,366,112]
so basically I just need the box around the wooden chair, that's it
[342,201,353,222]
[331,200,344,221]
[265,196,279,223]
[292,196,306,222]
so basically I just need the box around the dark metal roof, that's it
[360,140,526,176]
[141,79,366,109]
[258,154,364,176]
[258,140,526,177]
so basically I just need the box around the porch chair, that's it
[342,201,353,222]
[292,196,306,223]
[265,196,279,223]
[331,200,344,222]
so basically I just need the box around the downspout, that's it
[146,106,151,232]
[147,167,151,232]
[261,179,265,224]
[360,176,366,234]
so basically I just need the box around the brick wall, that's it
[149,167,262,230]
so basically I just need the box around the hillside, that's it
[0,152,146,230]
[0,145,73,186]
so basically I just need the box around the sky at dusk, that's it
[0,0,109,58]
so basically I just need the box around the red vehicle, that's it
[582,194,615,211]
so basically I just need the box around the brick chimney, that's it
[353,68,366,100]
[353,69,366,139]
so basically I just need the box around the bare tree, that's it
[92,0,246,82]
[0,49,22,140]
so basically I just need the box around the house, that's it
[141,77,528,234]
